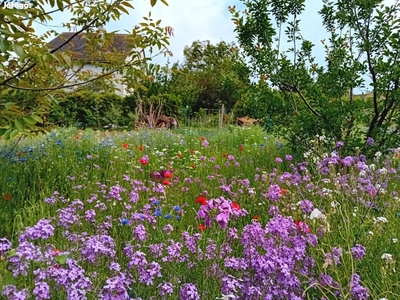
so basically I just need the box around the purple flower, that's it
[300,199,314,214]
[202,140,209,148]
[350,273,369,300]
[366,137,374,146]
[285,155,292,161]
[179,283,200,300]
[32,282,51,299]
[351,244,366,260]
[266,184,282,202]
[0,238,12,256]
[336,141,344,148]
[275,157,283,163]
[18,219,54,243]
[1,285,29,300]
[158,281,174,297]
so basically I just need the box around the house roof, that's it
[47,32,130,62]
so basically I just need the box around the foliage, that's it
[1,128,400,299]
[0,0,171,139]
[48,90,135,128]
[165,40,251,114]
[230,0,400,156]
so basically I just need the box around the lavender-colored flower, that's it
[158,281,174,297]
[268,205,280,216]
[0,238,12,256]
[202,140,209,148]
[336,141,344,148]
[285,154,293,161]
[85,209,96,223]
[132,224,148,241]
[163,224,174,235]
[179,283,200,300]
[275,157,283,163]
[81,234,116,263]
[350,273,369,300]
[351,244,366,260]
[32,282,51,299]
[1,285,29,300]
[325,247,342,266]
[18,219,54,243]
[266,184,282,202]
[99,274,131,300]
[366,137,374,145]
[300,199,314,214]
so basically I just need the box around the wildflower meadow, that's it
[0,126,399,300]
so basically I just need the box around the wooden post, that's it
[219,104,224,128]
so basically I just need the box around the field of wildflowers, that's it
[0,126,399,300]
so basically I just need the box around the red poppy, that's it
[295,220,311,233]
[231,202,240,210]
[139,156,149,165]
[138,145,143,151]
[191,164,195,169]
[280,188,287,195]
[195,196,207,205]
[190,149,195,154]
[253,215,259,220]
[201,137,205,141]
[164,171,172,179]
[198,224,206,231]
[239,146,243,151]
[162,180,170,185]
[4,194,11,201]
[123,143,129,149]
[222,153,227,157]
[177,152,182,158]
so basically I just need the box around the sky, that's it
[34,0,397,90]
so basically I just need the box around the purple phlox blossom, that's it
[179,283,200,300]
[132,224,149,241]
[351,244,366,260]
[98,273,132,300]
[1,285,29,300]
[350,273,369,300]
[300,199,314,214]
[157,281,174,297]
[265,184,282,202]
[202,140,210,148]
[0,238,12,256]
[366,137,374,145]
[32,282,51,300]
[336,141,344,148]
[18,219,54,243]
[107,184,126,201]
[324,247,343,266]
[81,234,116,264]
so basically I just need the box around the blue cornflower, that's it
[164,214,172,219]
[154,208,162,217]
[175,216,181,220]
[121,219,129,225]
[173,206,181,211]
[20,158,27,162]
[152,200,160,206]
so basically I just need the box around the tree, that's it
[231,0,400,154]
[168,40,251,113]
[0,0,171,139]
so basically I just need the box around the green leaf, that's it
[61,53,71,67]
[0,38,9,52]
[4,102,16,110]
[12,44,25,58]
[0,128,7,137]
[56,0,64,11]
[10,130,19,139]
[150,0,156,7]
[24,116,37,125]
[3,128,13,140]
[55,254,69,265]
[31,115,43,123]
[14,119,25,131]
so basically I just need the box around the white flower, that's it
[375,151,382,158]
[369,164,376,170]
[310,208,325,220]
[379,167,388,175]
[216,294,236,300]
[368,231,374,235]
[331,201,340,208]
[374,217,388,224]
[381,253,393,261]
[393,238,398,243]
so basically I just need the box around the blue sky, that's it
[35,0,396,92]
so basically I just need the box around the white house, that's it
[47,31,140,97]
